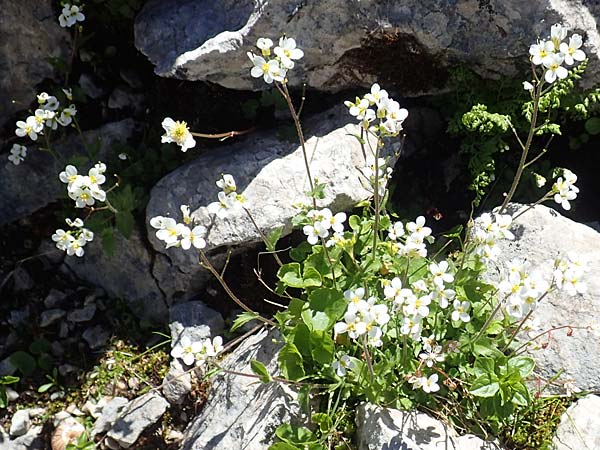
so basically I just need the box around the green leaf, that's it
[250,360,272,383]
[472,338,505,360]
[470,375,500,397]
[312,412,333,432]
[301,288,346,331]
[116,211,135,238]
[9,351,36,377]
[101,227,116,257]
[473,357,496,377]
[290,241,312,262]
[275,423,318,444]
[302,267,322,287]
[349,215,361,231]
[0,375,19,385]
[309,331,334,365]
[278,263,304,288]
[278,343,305,380]
[231,311,260,332]
[265,226,284,252]
[297,385,311,415]
[268,444,299,450]
[0,387,7,409]
[29,338,51,355]
[38,383,53,393]
[584,117,600,135]
[507,356,535,378]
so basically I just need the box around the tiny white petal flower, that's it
[161,117,196,152]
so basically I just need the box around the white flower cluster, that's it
[554,253,588,296]
[59,163,107,208]
[7,144,27,166]
[207,174,246,219]
[361,156,393,197]
[418,335,445,368]
[528,24,586,84]
[171,335,223,367]
[161,118,196,152]
[387,216,433,258]
[248,36,304,84]
[52,217,93,257]
[409,373,440,393]
[471,213,514,261]
[58,4,85,28]
[552,168,579,211]
[14,91,77,143]
[302,208,347,245]
[499,258,550,320]
[151,205,207,250]
[334,288,390,347]
[344,83,408,136]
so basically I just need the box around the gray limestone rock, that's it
[9,410,30,438]
[180,329,301,450]
[82,325,110,350]
[490,204,600,393]
[67,304,96,323]
[65,227,168,325]
[39,309,66,328]
[146,105,401,300]
[0,119,137,226]
[161,360,191,405]
[0,0,70,126]
[134,0,600,93]
[356,403,503,450]
[92,397,129,437]
[169,301,224,347]
[552,394,600,450]
[106,393,169,448]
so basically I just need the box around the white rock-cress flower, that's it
[523,81,534,91]
[419,345,445,368]
[179,225,207,250]
[151,217,180,246]
[171,336,203,366]
[216,174,237,195]
[344,97,375,124]
[207,191,234,219]
[422,373,440,393]
[529,40,555,66]
[15,116,40,141]
[59,4,85,28]
[429,260,454,287]
[552,169,579,210]
[472,213,515,262]
[303,222,329,245]
[52,218,93,257]
[57,104,77,126]
[345,84,408,136]
[256,38,273,56]
[543,53,568,83]
[274,36,304,69]
[43,95,60,111]
[161,118,196,152]
[560,34,585,65]
[332,354,356,377]
[451,300,471,323]
[406,216,432,240]
[550,23,568,51]
[180,205,192,225]
[62,88,73,101]
[248,54,286,83]
[387,221,404,241]
[8,144,27,165]
[365,83,389,105]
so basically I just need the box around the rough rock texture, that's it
[162,360,191,405]
[492,204,600,393]
[0,0,70,126]
[65,227,167,325]
[134,0,600,93]
[356,403,503,450]
[0,425,44,450]
[106,393,169,448]
[181,329,301,450]
[92,397,129,437]
[169,301,224,346]
[0,119,137,226]
[552,394,600,450]
[146,105,401,300]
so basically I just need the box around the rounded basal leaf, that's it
[508,356,535,378]
[470,375,500,397]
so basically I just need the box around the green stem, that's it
[243,207,283,267]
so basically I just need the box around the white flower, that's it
[431,286,455,309]
[523,81,534,91]
[429,260,454,287]
[118,153,128,160]
[65,235,87,257]
[332,354,356,377]
[15,116,40,141]
[379,98,408,135]
[88,167,106,186]
[365,83,389,106]
[154,217,180,246]
[57,104,77,126]
[421,373,440,393]
[52,229,70,251]
[8,144,27,165]
[62,88,73,101]
[419,345,445,367]
[180,225,207,250]
[208,191,235,219]
[543,53,568,84]
[59,165,79,186]
[37,92,50,104]
[274,36,304,69]
[256,37,273,56]
[404,294,431,318]
[451,300,471,323]
[529,40,555,66]
[216,174,237,194]
[560,34,586,65]
[406,216,432,240]
[318,208,346,233]
[59,4,85,28]
[345,97,375,123]
[43,95,60,111]
[171,336,203,366]
[65,217,84,228]
[161,118,196,152]
[33,109,51,132]
[303,222,329,245]
[400,316,422,339]
[388,221,404,240]
[248,53,286,83]
[550,24,568,51]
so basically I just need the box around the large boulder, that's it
[134,0,600,93]
[490,204,600,393]
[0,119,137,226]
[181,329,301,449]
[552,394,600,450]
[146,105,402,300]
[356,403,503,450]
[0,0,70,126]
